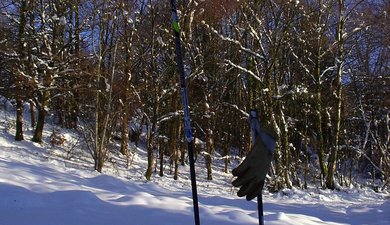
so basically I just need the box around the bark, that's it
[145,90,157,180]
[32,107,46,143]
[120,109,129,156]
[15,0,28,141]
[30,101,35,128]
[180,122,186,166]
[326,0,345,189]
[224,133,230,174]
[172,93,181,180]
[159,140,164,177]
[279,109,292,188]
[304,103,309,189]
[145,125,154,180]
[15,100,24,141]
[174,155,179,180]
[315,49,328,182]
[32,89,49,143]
[204,96,213,180]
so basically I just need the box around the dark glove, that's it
[232,130,275,201]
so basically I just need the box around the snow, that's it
[59,16,67,26]
[0,105,389,225]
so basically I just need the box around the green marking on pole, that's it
[173,21,180,33]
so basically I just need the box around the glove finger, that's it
[232,171,253,187]
[246,180,265,201]
[232,159,249,177]
[244,181,261,201]
[237,183,250,197]
[237,180,257,198]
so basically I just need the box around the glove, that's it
[232,129,275,201]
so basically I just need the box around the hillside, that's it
[0,107,389,225]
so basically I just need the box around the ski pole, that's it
[170,1,200,225]
[249,109,264,225]
[257,193,264,225]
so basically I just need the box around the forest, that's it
[0,0,389,192]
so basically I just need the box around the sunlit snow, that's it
[0,101,388,225]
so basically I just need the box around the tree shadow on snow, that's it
[201,195,390,225]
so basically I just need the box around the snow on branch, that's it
[353,146,386,176]
[320,65,337,80]
[157,111,183,124]
[222,102,249,118]
[224,59,262,82]
[202,21,265,61]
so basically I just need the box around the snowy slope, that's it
[0,108,389,225]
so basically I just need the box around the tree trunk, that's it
[280,111,292,188]
[205,127,213,180]
[224,133,230,174]
[32,85,50,143]
[159,140,164,177]
[95,148,105,173]
[304,104,309,189]
[315,54,328,184]
[32,107,46,143]
[15,99,24,141]
[174,155,179,180]
[179,122,186,166]
[204,95,213,180]
[30,101,35,128]
[145,129,154,180]
[326,1,345,189]
[145,105,156,180]
[15,0,28,141]
[120,110,129,156]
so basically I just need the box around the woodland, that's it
[0,0,389,192]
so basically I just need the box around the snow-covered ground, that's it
[0,106,389,225]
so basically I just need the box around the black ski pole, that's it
[257,192,264,225]
[249,109,264,225]
[170,1,200,225]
